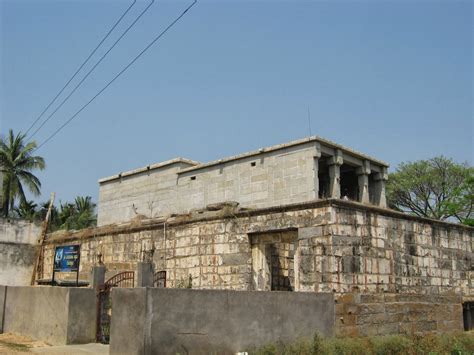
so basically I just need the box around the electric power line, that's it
[34,0,197,152]
[24,0,137,136]
[28,0,156,140]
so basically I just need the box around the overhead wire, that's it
[23,0,137,136]
[34,0,197,152]
[28,0,156,140]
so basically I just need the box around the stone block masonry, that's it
[42,199,473,301]
[40,199,473,337]
[335,293,464,336]
[97,136,390,226]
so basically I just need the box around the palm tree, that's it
[0,129,45,217]
[14,200,39,221]
[73,196,97,229]
[57,196,97,230]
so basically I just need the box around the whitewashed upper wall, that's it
[97,137,389,226]
[98,161,195,226]
[175,142,318,213]
[97,143,319,226]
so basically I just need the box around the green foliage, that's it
[14,200,39,221]
[370,335,412,355]
[176,274,193,288]
[0,129,45,217]
[322,337,369,355]
[11,196,97,231]
[249,332,474,355]
[54,196,97,230]
[387,156,473,224]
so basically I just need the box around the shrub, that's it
[248,332,474,355]
[370,335,412,355]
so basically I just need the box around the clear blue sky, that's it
[1,0,472,205]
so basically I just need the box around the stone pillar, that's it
[356,160,371,204]
[90,265,106,291]
[373,167,388,208]
[136,261,154,287]
[328,149,343,199]
[312,142,321,199]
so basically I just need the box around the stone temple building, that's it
[97,136,389,226]
[41,136,473,336]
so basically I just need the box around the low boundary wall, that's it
[110,288,335,355]
[1,286,96,345]
[0,286,6,333]
[0,218,41,286]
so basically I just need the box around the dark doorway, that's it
[318,158,330,199]
[463,302,474,331]
[340,164,358,201]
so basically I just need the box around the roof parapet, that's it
[177,136,389,174]
[98,157,200,184]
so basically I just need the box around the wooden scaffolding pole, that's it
[30,192,55,286]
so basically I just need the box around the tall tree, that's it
[387,156,473,224]
[14,200,39,221]
[0,130,45,217]
[58,196,97,230]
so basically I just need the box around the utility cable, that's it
[24,0,137,136]
[28,0,155,140]
[34,0,197,152]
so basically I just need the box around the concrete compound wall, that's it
[0,286,96,345]
[0,285,5,333]
[0,218,41,286]
[110,288,335,355]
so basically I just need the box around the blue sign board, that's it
[54,245,80,272]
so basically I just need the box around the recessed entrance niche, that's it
[250,230,298,291]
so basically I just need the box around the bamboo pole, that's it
[30,192,55,285]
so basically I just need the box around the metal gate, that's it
[96,271,134,344]
[153,270,166,288]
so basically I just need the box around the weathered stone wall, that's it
[297,205,473,298]
[42,200,473,300]
[0,218,41,286]
[335,293,464,336]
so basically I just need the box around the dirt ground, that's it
[0,334,108,355]
[0,333,49,354]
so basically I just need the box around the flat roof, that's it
[99,136,389,183]
[178,136,389,174]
